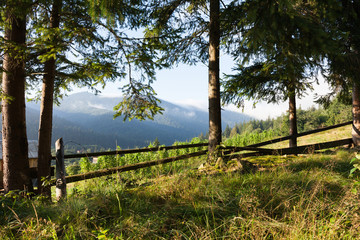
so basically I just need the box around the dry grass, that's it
[266,125,352,149]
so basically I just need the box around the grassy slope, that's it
[267,125,352,149]
[0,126,360,239]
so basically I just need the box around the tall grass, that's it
[68,137,208,182]
[0,149,359,239]
[224,129,276,147]
[67,130,276,179]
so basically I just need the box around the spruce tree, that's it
[223,124,231,138]
[318,0,360,145]
[37,0,62,197]
[1,0,33,193]
[32,0,165,195]
[221,0,327,147]
[145,0,224,161]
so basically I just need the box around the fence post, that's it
[55,138,66,201]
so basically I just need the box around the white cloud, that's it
[173,99,208,111]
[226,102,287,120]
[88,102,111,111]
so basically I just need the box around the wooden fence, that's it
[245,120,352,148]
[52,150,208,186]
[50,120,353,199]
[51,120,352,162]
[51,142,208,160]
[223,138,353,159]
[51,140,209,199]
[1,121,352,198]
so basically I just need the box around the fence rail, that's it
[247,121,352,148]
[49,121,352,160]
[51,150,208,186]
[53,138,354,189]
[4,120,350,198]
[51,143,208,160]
[224,138,353,158]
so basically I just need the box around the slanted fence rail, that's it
[51,120,353,189]
[51,150,208,186]
[245,120,352,148]
[223,138,353,159]
[1,121,352,197]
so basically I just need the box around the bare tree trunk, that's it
[2,3,32,192]
[289,88,298,148]
[352,82,360,146]
[37,0,62,197]
[208,0,222,162]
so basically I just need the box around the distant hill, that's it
[24,92,253,151]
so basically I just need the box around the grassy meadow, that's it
[0,126,360,239]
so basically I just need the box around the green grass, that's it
[1,126,358,239]
[1,149,360,239]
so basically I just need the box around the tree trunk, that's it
[352,82,360,146]
[288,88,298,148]
[37,0,62,197]
[2,3,33,192]
[208,0,222,162]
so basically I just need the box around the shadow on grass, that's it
[1,152,359,239]
[121,161,357,239]
[286,155,353,178]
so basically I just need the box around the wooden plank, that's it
[47,121,351,160]
[247,121,352,148]
[50,150,208,185]
[29,158,37,168]
[51,143,208,160]
[225,138,353,158]
[0,158,38,171]
[55,138,66,201]
[277,138,353,155]
[221,146,275,155]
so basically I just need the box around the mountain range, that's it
[24,92,253,151]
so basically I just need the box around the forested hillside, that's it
[24,92,252,151]
[223,98,352,139]
[22,93,352,152]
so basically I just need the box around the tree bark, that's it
[208,0,222,162]
[352,82,360,146]
[288,87,298,148]
[2,2,33,192]
[37,0,62,197]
